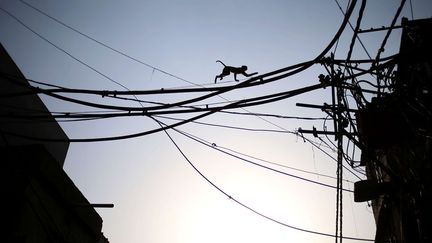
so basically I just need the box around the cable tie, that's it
[297,128,306,143]
[101,90,108,98]
[312,126,318,137]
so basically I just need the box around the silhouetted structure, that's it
[0,43,109,242]
[355,18,432,242]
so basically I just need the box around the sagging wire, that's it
[155,115,356,184]
[152,117,374,242]
[18,0,199,87]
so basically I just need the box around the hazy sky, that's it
[1,1,432,243]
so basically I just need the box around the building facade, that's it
[0,43,108,243]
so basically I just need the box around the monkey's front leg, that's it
[244,72,258,77]
[234,73,239,82]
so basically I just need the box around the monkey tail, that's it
[216,60,226,67]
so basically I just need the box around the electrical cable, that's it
[346,0,367,64]
[15,0,335,147]
[332,0,352,56]
[221,110,325,121]
[166,115,365,182]
[333,0,372,60]
[316,135,364,181]
[321,113,365,180]
[2,0,359,115]
[2,72,326,116]
[8,0,358,96]
[155,115,297,134]
[2,3,317,102]
[325,54,398,65]
[2,0,367,188]
[0,10,148,111]
[375,0,406,65]
[408,0,414,19]
[152,117,374,242]
[18,0,199,87]
[217,143,355,184]
[341,57,398,81]
[0,1,390,240]
[0,70,242,96]
[156,114,365,182]
[18,0,358,93]
[170,126,354,192]
[2,86,328,121]
[1,66,323,115]
[156,115,345,179]
[0,83,325,142]
[0,7,129,92]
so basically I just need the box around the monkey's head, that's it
[241,65,248,71]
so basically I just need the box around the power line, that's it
[153,117,373,242]
[1,76,362,184]
[375,0,406,62]
[0,8,149,110]
[17,0,198,86]
[221,110,326,121]
[2,0,360,117]
[0,100,365,182]
[346,0,367,64]
[17,0,330,143]
[154,114,359,183]
[4,0,359,115]
[2,74,365,182]
[0,7,128,91]
[0,86,325,121]
[2,72,326,115]
[0,0,392,241]
[156,113,366,185]
[3,0,367,183]
[15,0,334,90]
[374,0,406,96]
[333,0,372,60]
[409,0,414,19]
[15,0,337,145]
[17,0,359,93]
[171,127,354,192]
[0,83,325,142]
[218,141,355,184]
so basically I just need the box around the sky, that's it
[1,0,432,243]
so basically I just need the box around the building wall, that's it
[0,43,69,166]
[1,145,106,243]
[0,43,108,242]
[356,18,432,242]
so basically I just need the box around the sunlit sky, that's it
[1,0,432,242]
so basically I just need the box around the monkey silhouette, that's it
[214,60,258,83]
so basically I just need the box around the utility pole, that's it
[297,59,346,243]
[334,69,344,243]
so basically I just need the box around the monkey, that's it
[214,60,258,83]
